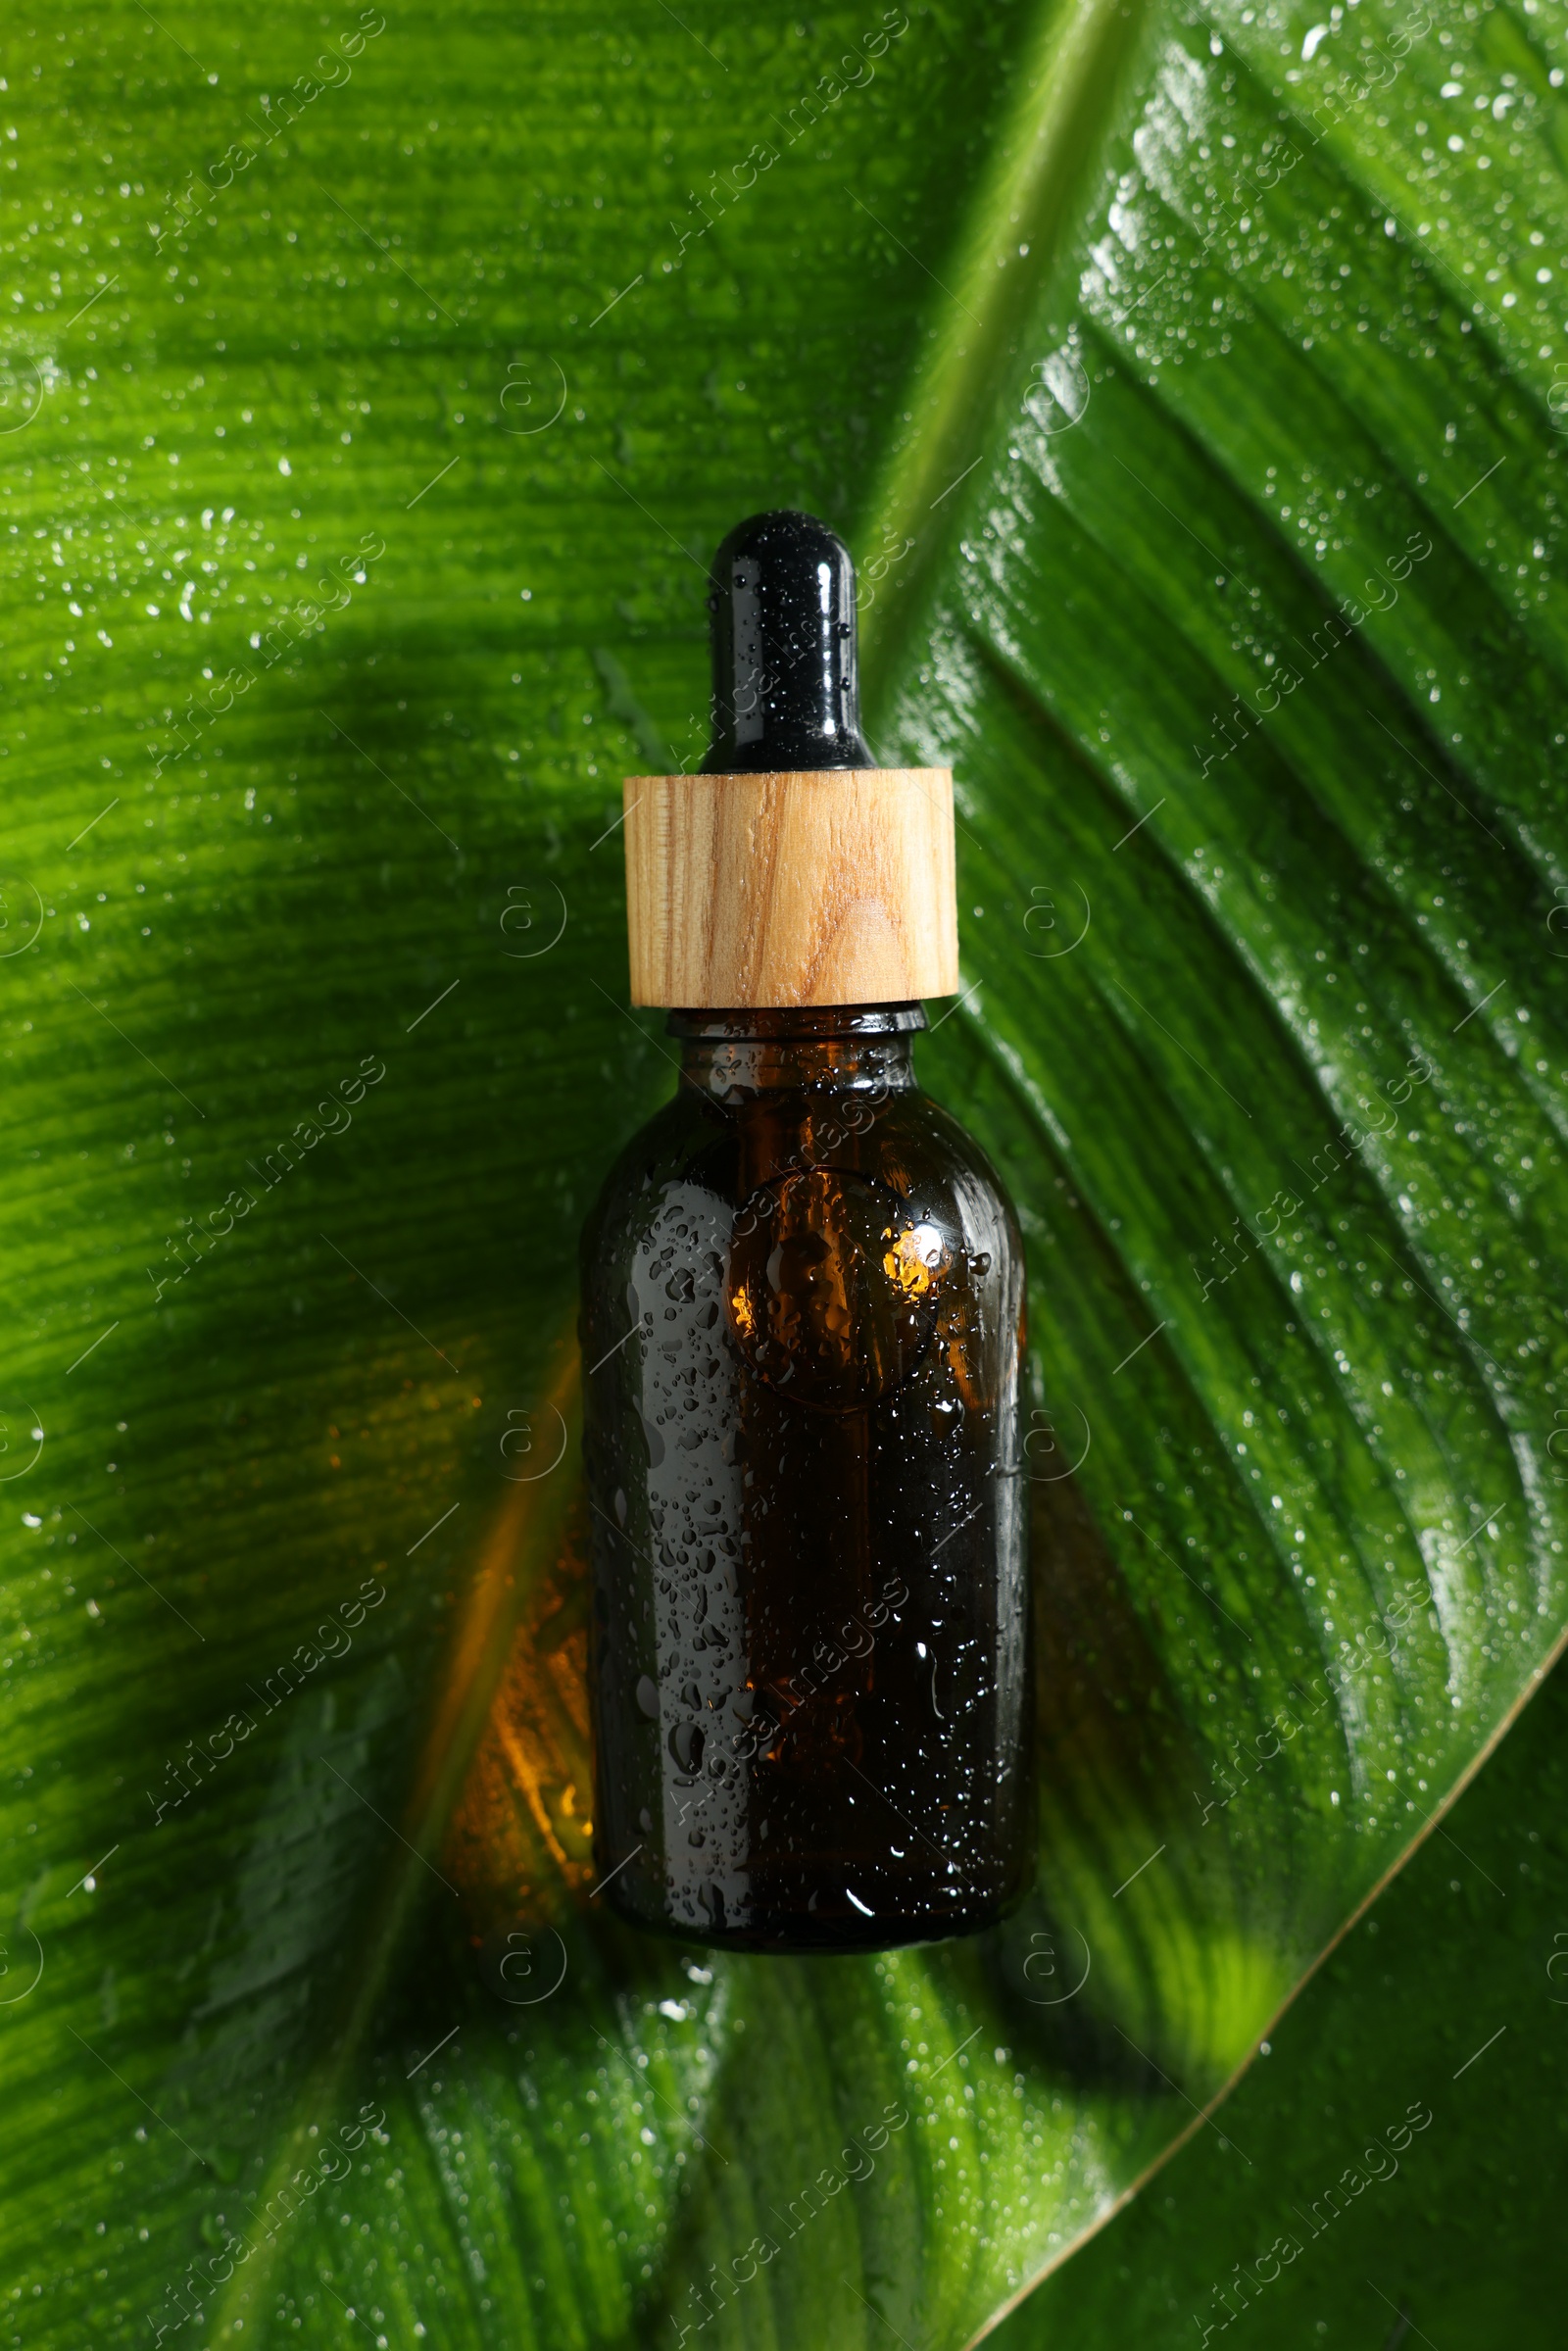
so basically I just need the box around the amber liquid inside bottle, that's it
[580,1004,1033,1952]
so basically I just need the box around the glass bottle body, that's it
[580,1005,1033,1952]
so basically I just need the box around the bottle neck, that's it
[669,1004,924,1100]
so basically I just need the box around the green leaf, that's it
[993,1648,1568,2347]
[2,1,1563,2347]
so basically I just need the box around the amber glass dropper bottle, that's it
[580,510,1034,1952]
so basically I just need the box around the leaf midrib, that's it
[858,0,1161,691]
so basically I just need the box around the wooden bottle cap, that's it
[625,510,959,1007]
[623,765,958,1008]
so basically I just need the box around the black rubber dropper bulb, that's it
[702,510,875,774]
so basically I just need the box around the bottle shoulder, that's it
[579,1089,724,1264]
[581,1079,1020,1272]
[901,1088,1023,1240]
